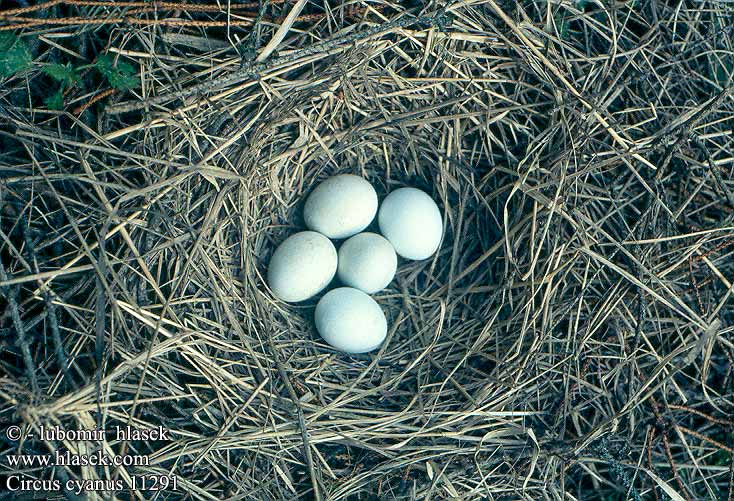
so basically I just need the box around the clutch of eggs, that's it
[267,175,443,353]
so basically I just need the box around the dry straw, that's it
[1,0,734,499]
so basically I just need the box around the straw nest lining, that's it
[1,0,734,499]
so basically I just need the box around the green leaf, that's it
[107,71,139,90]
[0,32,33,78]
[44,90,64,110]
[43,62,80,86]
[94,53,139,90]
[0,31,20,51]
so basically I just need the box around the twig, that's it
[661,429,692,501]
[0,0,271,17]
[73,88,116,115]
[19,214,72,388]
[105,9,447,114]
[1,6,379,30]
[668,404,734,427]
[728,452,733,501]
[266,333,322,501]
[676,426,734,454]
[0,265,39,394]
[647,427,661,501]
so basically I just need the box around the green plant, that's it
[42,62,81,110]
[43,91,65,111]
[41,54,139,110]
[43,62,81,87]
[0,31,138,109]
[93,53,139,90]
[0,32,32,78]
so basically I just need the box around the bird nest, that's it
[1,1,734,499]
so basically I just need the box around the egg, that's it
[378,187,443,260]
[304,174,378,239]
[337,232,397,294]
[267,231,337,302]
[314,287,387,353]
